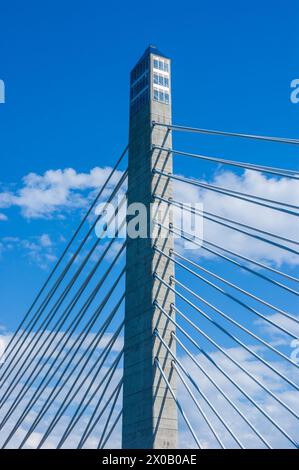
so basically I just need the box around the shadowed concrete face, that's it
[122,47,178,449]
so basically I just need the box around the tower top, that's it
[130,45,171,115]
[134,45,169,68]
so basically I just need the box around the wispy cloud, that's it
[0,324,123,449]
[174,169,299,267]
[0,234,57,269]
[0,167,123,219]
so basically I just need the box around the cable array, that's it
[152,122,299,448]
[2,120,299,449]
[0,148,128,448]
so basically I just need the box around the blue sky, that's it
[0,0,298,328]
[0,0,299,448]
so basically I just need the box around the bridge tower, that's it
[122,46,178,448]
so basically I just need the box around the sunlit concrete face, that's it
[122,47,178,449]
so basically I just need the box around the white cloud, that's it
[0,332,11,364]
[0,165,298,449]
[253,314,299,347]
[39,234,52,248]
[1,316,298,449]
[0,234,56,269]
[174,169,299,267]
[3,165,297,268]
[177,346,299,449]
[0,325,123,449]
[0,213,7,221]
[0,167,124,219]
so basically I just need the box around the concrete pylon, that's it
[122,46,177,449]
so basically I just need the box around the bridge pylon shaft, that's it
[122,46,177,449]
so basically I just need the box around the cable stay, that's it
[0,170,127,386]
[96,380,123,450]
[0,146,128,368]
[2,118,299,450]
[155,330,228,449]
[153,170,299,217]
[2,281,125,447]
[154,246,299,326]
[98,410,122,449]
[155,299,299,420]
[154,146,299,180]
[154,195,299,255]
[152,121,299,145]
[155,357,201,449]
[156,221,299,297]
[35,321,124,449]
[154,302,298,448]
[0,196,127,405]
[171,249,299,323]
[75,367,123,449]
[155,274,299,389]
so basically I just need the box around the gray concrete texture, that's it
[122,50,178,449]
